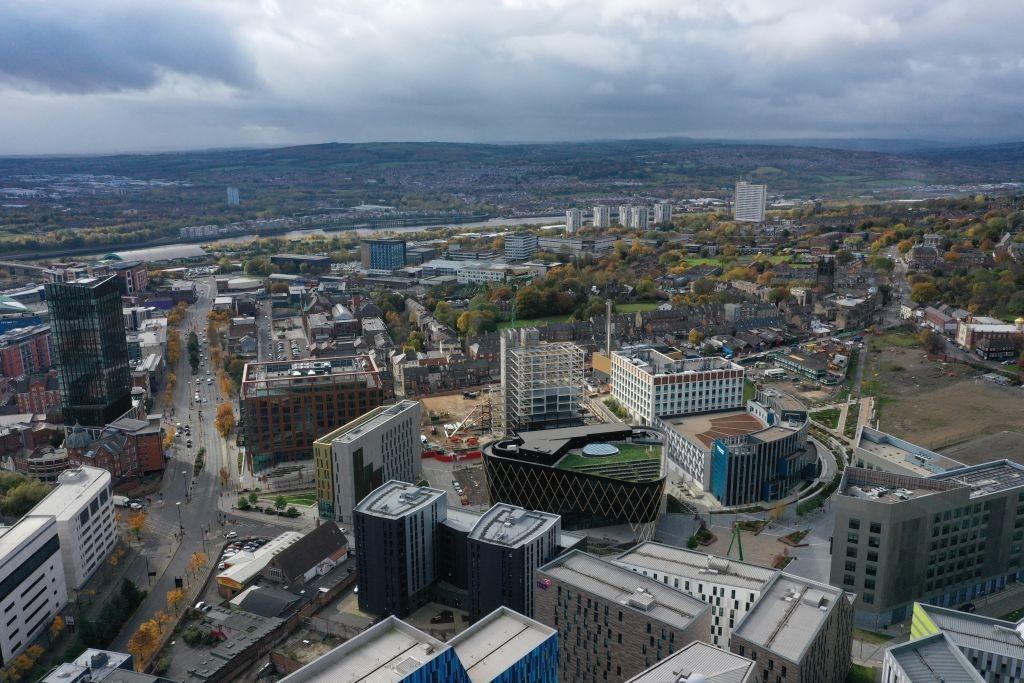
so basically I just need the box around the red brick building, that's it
[0,324,52,378]
[64,415,165,479]
[15,372,61,415]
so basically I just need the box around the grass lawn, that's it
[811,408,841,430]
[846,664,878,682]
[869,330,919,352]
[844,402,861,438]
[617,302,660,313]
[262,492,317,507]
[497,314,572,330]
[853,627,894,645]
[556,442,660,471]
[743,379,757,402]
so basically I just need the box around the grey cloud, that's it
[0,2,255,93]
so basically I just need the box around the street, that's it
[111,277,314,651]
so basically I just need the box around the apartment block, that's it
[314,400,422,524]
[831,462,1024,627]
[354,481,446,618]
[729,574,854,683]
[360,238,407,272]
[733,182,766,223]
[241,356,393,471]
[500,328,585,433]
[279,607,558,683]
[0,324,51,379]
[883,632,985,683]
[593,205,611,229]
[30,466,117,591]
[0,516,67,667]
[615,542,777,648]
[611,346,745,425]
[566,208,583,234]
[653,202,673,225]
[629,206,649,230]
[535,550,711,683]
[468,504,561,621]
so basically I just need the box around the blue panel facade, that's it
[488,633,559,683]
[710,440,730,503]
[401,648,469,683]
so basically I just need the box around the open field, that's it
[942,431,1024,467]
[863,345,1024,451]
[496,314,571,329]
[616,302,660,313]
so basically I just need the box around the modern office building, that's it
[468,504,561,621]
[536,235,617,258]
[278,607,558,683]
[592,205,611,229]
[535,550,711,683]
[313,400,422,523]
[629,206,649,231]
[733,182,767,223]
[611,346,745,425]
[885,602,1024,683]
[269,253,332,271]
[626,641,755,683]
[354,481,447,618]
[45,276,132,428]
[0,324,52,379]
[831,461,1024,626]
[241,355,393,471]
[31,466,117,591]
[360,238,407,272]
[729,573,854,683]
[483,423,665,539]
[500,328,585,433]
[505,232,539,262]
[565,208,583,234]
[0,516,67,667]
[657,389,815,507]
[615,542,778,648]
[653,202,673,225]
[226,186,240,205]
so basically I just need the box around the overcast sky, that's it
[1,0,1022,155]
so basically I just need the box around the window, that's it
[849,519,861,530]
[870,522,882,534]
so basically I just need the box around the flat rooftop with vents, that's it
[615,542,778,592]
[839,467,966,504]
[856,426,964,477]
[731,574,847,664]
[626,641,755,683]
[468,504,559,549]
[931,460,1024,498]
[662,409,766,449]
[279,615,447,682]
[320,401,420,445]
[354,481,445,519]
[242,355,382,387]
[538,550,709,632]
[449,607,556,683]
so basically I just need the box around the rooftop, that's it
[663,410,767,450]
[31,466,110,520]
[538,551,709,632]
[242,355,381,386]
[316,401,419,447]
[614,346,742,377]
[915,603,1024,662]
[450,607,555,683]
[931,460,1024,498]
[887,633,985,682]
[512,423,632,458]
[355,481,445,519]
[625,641,755,683]
[554,441,663,482]
[0,516,55,563]
[856,426,964,476]
[468,504,559,548]
[731,574,849,662]
[840,467,965,504]
[278,616,448,683]
[615,542,778,592]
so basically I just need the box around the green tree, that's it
[274,495,287,511]
[910,282,941,304]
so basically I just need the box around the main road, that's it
[111,277,311,650]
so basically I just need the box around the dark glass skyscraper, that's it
[45,275,132,427]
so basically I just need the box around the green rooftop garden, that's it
[555,442,663,482]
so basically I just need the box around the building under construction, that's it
[499,328,585,434]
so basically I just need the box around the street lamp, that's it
[176,501,184,536]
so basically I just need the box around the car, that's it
[129,503,143,510]
[959,602,977,613]
[226,531,238,539]
[195,601,206,611]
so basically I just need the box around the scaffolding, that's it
[500,328,585,434]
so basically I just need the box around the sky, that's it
[1,0,1023,155]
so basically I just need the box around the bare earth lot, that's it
[865,345,1024,452]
